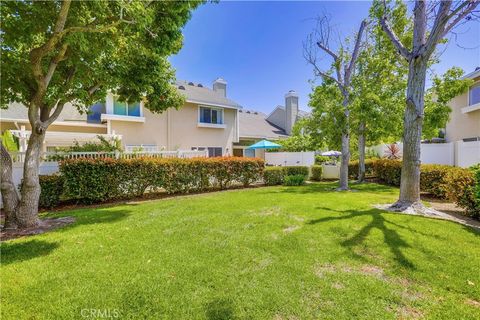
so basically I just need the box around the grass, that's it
[2,182,479,319]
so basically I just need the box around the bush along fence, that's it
[264,166,310,186]
[35,157,264,207]
[371,159,480,218]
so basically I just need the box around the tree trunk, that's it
[1,141,20,229]
[394,56,427,209]
[15,130,45,228]
[338,94,350,191]
[357,121,366,183]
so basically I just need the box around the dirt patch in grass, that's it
[283,225,300,233]
[465,299,480,308]
[397,305,424,319]
[1,217,75,241]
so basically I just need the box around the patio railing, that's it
[8,150,208,163]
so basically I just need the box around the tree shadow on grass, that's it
[261,181,396,195]
[307,208,415,269]
[204,298,236,320]
[1,239,60,266]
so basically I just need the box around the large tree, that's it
[380,0,479,212]
[0,0,203,229]
[304,15,368,190]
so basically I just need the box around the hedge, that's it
[264,167,285,186]
[372,159,402,186]
[263,166,309,186]
[310,165,323,181]
[60,157,264,204]
[348,159,376,179]
[20,175,64,209]
[371,159,480,218]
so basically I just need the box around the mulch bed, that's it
[1,217,75,241]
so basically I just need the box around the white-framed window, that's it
[199,106,224,125]
[469,82,480,106]
[192,146,222,157]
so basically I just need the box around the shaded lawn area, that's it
[2,182,479,319]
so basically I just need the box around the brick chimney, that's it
[213,78,227,97]
[285,90,299,135]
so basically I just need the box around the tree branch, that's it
[44,43,69,87]
[344,19,368,84]
[43,100,66,127]
[442,1,480,37]
[316,42,338,61]
[380,16,411,59]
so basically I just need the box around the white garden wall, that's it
[265,152,315,167]
[456,140,480,168]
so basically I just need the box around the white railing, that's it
[8,150,208,163]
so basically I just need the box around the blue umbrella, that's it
[247,139,282,149]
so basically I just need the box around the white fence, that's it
[456,140,480,168]
[265,151,315,167]
[8,150,208,163]
[370,140,479,168]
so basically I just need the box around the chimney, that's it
[285,90,299,135]
[213,78,227,97]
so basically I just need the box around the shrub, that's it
[283,175,306,186]
[310,165,323,181]
[39,175,64,208]
[264,167,285,186]
[443,167,478,218]
[61,157,264,204]
[372,159,402,186]
[420,164,451,198]
[348,159,376,179]
[283,166,309,177]
[315,155,330,165]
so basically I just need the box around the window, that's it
[207,147,222,157]
[469,83,480,106]
[113,97,141,117]
[244,149,255,158]
[87,102,106,123]
[199,106,223,124]
[192,147,222,157]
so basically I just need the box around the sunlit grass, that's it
[2,182,479,319]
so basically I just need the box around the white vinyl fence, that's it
[265,152,315,167]
[369,140,479,168]
[456,140,480,168]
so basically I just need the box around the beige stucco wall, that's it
[446,79,480,142]
[110,102,237,154]
[0,121,106,134]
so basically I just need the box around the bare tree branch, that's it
[443,1,480,37]
[344,20,369,85]
[380,17,411,59]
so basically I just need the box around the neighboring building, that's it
[233,90,306,158]
[1,78,304,157]
[445,68,480,142]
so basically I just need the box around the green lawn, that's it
[2,182,479,319]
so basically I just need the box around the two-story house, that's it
[445,67,480,142]
[1,78,303,157]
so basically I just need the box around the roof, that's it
[238,109,288,140]
[267,105,310,118]
[176,80,242,109]
[463,67,480,80]
[1,102,87,122]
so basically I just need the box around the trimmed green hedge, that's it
[60,157,264,204]
[310,165,323,181]
[39,175,64,209]
[348,159,376,179]
[263,166,310,186]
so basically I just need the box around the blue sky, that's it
[170,1,480,113]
